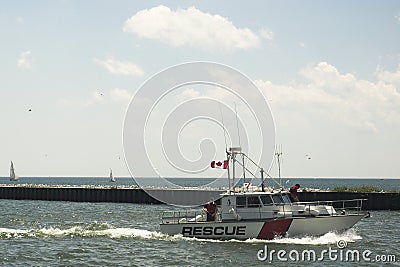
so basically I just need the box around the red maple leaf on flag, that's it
[210,160,228,169]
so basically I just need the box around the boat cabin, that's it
[219,190,336,221]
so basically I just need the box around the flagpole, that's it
[242,154,246,189]
[226,149,231,194]
[232,152,235,190]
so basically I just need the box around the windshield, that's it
[260,195,273,205]
[281,194,291,204]
[272,195,283,204]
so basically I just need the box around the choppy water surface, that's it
[0,199,399,266]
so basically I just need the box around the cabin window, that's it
[236,196,246,208]
[272,195,283,204]
[281,194,291,204]
[247,196,261,207]
[260,195,273,205]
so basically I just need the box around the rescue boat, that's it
[160,148,369,240]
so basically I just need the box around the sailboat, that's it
[10,161,19,181]
[109,169,116,182]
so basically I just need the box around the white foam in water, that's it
[0,226,168,239]
[243,228,362,245]
[39,226,92,237]
[35,227,168,239]
[0,227,30,238]
[165,228,362,245]
[95,228,166,239]
[0,226,361,246]
[0,227,29,234]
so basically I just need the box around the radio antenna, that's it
[234,102,242,148]
[234,102,246,187]
[275,144,283,187]
[218,103,228,151]
[219,104,231,193]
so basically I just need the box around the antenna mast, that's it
[233,103,244,190]
[275,145,283,187]
[219,104,232,193]
[219,104,228,151]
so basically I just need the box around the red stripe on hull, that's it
[257,219,293,240]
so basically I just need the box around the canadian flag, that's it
[211,160,228,169]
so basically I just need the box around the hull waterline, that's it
[160,214,366,240]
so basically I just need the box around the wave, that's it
[244,228,362,245]
[0,225,361,245]
[0,226,166,239]
[159,228,362,245]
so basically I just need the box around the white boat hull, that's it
[160,214,365,240]
[287,214,364,237]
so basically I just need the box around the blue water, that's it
[1,177,400,265]
[0,199,399,266]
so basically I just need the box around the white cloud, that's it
[123,5,266,52]
[256,62,400,133]
[259,28,274,41]
[110,88,133,102]
[375,65,400,85]
[17,50,32,69]
[93,58,144,77]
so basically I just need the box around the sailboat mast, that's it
[10,161,17,181]
[10,161,13,178]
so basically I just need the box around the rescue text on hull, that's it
[159,147,369,240]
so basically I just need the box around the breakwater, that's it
[0,185,224,206]
[0,185,399,210]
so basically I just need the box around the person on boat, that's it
[203,201,217,221]
[289,184,300,202]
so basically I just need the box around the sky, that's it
[1,0,400,178]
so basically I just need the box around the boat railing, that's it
[161,209,222,224]
[222,198,368,220]
[295,198,368,215]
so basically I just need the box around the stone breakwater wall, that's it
[0,185,399,210]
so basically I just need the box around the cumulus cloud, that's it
[259,28,274,41]
[94,58,144,77]
[256,62,400,133]
[375,65,400,85]
[123,5,268,52]
[17,50,32,69]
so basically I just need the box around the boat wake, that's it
[0,225,361,246]
[165,228,362,245]
[244,228,362,245]
[0,225,165,240]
